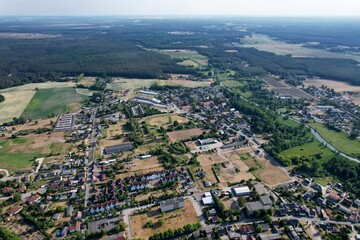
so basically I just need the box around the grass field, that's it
[0,139,38,170]
[279,140,335,162]
[21,87,87,119]
[223,80,246,88]
[309,123,360,157]
[276,116,300,128]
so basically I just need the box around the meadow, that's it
[309,123,360,157]
[21,87,88,119]
[159,49,208,67]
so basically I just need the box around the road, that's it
[34,157,44,173]
[84,108,98,209]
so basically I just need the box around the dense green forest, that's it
[0,17,360,89]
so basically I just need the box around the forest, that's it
[1,17,360,89]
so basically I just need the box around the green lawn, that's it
[309,123,360,157]
[21,87,87,119]
[276,116,300,128]
[279,140,335,162]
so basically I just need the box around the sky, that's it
[0,0,360,17]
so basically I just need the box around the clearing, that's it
[309,123,360,157]
[240,34,360,62]
[130,199,199,239]
[167,128,203,142]
[21,87,88,120]
[159,49,208,66]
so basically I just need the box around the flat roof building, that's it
[160,197,185,213]
[104,143,134,155]
[232,186,251,196]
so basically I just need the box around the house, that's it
[53,213,62,220]
[60,227,69,237]
[160,197,184,213]
[258,233,282,240]
[2,186,14,195]
[69,221,81,233]
[104,232,127,240]
[7,205,23,216]
[232,186,251,196]
[202,196,215,205]
[326,193,340,203]
[66,205,74,217]
[74,211,82,220]
[239,225,254,235]
[26,194,41,204]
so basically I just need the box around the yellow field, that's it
[304,79,360,92]
[0,90,36,124]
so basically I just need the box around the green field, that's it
[276,116,301,128]
[309,123,360,157]
[223,80,246,88]
[278,140,335,162]
[0,139,40,170]
[21,87,88,119]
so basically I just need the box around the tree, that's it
[237,196,247,207]
[13,192,21,202]
[255,225,263,233]
[263,214,272,224]
[158,218,165,227]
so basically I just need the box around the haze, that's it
[0,0,360,17]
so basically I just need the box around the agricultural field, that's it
[130,200,199,239]
[157,79,212,88]
[107,77,211,91]
[240,34,360,62]
[263,77,313,99]
[167,128,203,142]
[0,81,72,124]
[303,79,360,92]
[21,87,88,120]
[159,49,208,66]
[106,78,158,91]
[309,123,360,157]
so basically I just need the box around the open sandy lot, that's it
[168,128,203,142]
[130,200,199,239]
[146,114,189,127]
[304,79,360,92]
[127,157,162,172]
[198,153,227,166]
[242,155,291,186]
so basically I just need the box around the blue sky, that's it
[0,0,359,17]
